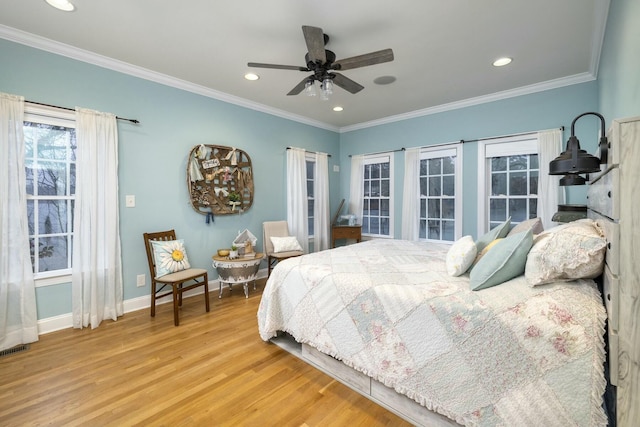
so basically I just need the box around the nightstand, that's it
[331,225,362,248]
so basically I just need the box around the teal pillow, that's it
[475,217,511,253]
[470,229,533,290]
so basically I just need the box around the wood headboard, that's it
[586,116,640,427]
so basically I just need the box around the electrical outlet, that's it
[136,274,145,287]
[125,195,136,208]
[333,165,340,172]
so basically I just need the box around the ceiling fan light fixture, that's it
[45,0,75,11]
[305,80,317,97]
[322,78,333,95]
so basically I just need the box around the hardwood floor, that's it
[0,280,411,426]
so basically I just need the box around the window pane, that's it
[529,198,537,218]
[428,199,440,218]
[442,220,455,241]
[491,173,507,196]
[306,161,314,179]
[363,181,370,197]
[530,154,539,169]
[371,180,380,197]
[307,181,314,198]
[37,236,69,272]
[428,220,440,239]
[38,200,68,234]
[37,162,67,196]
[420,159,427,176]
[509,172,527,195]
[25,162,35,195]
[420,177,427,196]
[380,163,389,178]
[27,200,35,235]
[509,199,527,222]
[380,199,389,216]
[509,155,527,170]
[420,199,426,218]
[370,217,380,235]
[370,199,379,216]
[381,179,389,197]
[490,199,506,222]
[492,157,507,171]
[428,158,441,175]
[442,156,455,174]
[380,218,389,235]
[419,219,427,239]
[428,177,441,196]
[362,217,370,234]
[364,164,371,179]
[442,199,455,219]
[442,176,455,196]
[362,199,370,215]
[529,171,538,195]
[370,164,380,179]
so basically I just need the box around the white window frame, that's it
[419,144,463,242]
[24,104,76,287]
[477,134,538,235]
[305,153,315,240]
[362,153,394,238]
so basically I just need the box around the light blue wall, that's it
[339,82,600,240]
[598,0,640,121]
[0,39,341,320]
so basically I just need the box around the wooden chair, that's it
[263,221,304,277]
[143,230,210,326]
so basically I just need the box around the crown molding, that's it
[0,25,339,133]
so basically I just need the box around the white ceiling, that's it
[0,0,609,132]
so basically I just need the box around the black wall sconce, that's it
[549,112,609,185]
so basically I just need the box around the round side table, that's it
[212,252,264,298]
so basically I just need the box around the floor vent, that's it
[0,344,30,358]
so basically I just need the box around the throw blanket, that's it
[257,239,607,426]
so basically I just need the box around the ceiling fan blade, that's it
[331,73,364,94]
[247,62,309,71]
[287,77,312,96]
[334,48,394,71]
[302,25,327,64]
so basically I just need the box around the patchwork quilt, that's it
[257,239,607,426]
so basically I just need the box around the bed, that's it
[258,232,608,426]
[257,116,640,427]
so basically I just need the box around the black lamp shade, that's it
[549,135,602,175]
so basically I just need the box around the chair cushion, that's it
[156,268,207,282]
[151,239,192,277]
[270,250,304,259]
[270,236,303,253]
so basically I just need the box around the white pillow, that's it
[270,236,303,253]
[525,219,606,286]
[446,235,477,276]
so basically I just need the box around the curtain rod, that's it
[349,147,405,158]
[286,146,331,157]
[26,100,140,124]
[460,126,564,144]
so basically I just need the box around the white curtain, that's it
[314,152,330,252]
[349,155,364,223]
[286,147,309,253]
[0,93,39,351]
[401,147,421,240]
[72,108,123,329]
[537,129,566,230]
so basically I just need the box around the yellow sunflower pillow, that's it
[150,239,192,277]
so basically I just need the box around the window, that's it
[362,154,393,237]
[24,106,76,282]
[419,146,461,242]
[306,158,315,237]
[478,136,538,233]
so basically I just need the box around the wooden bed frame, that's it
[271,116,640,427]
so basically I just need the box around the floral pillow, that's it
[525,219,606,286]
[446,235,477,276]
[151,239,191,277]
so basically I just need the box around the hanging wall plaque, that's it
[187,144,254,216]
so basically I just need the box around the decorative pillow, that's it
[475,217,511,253]
[446,235,477,276]
[507,217,544,237]
[470,229,533,290]
[270,236,303,253]
[473,238,503,265]
[151,239,191,277]
[525,219,606,286]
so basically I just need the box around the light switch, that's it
[125,195,136,208]
[333,165,340,172]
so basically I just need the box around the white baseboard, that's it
[36,268,268,335]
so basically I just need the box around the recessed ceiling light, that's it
[493,57,512,67]
[244,73,259,81]
[45,0,75,11]
[333,106,343,112]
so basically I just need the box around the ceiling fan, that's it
[247,25,394,96]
